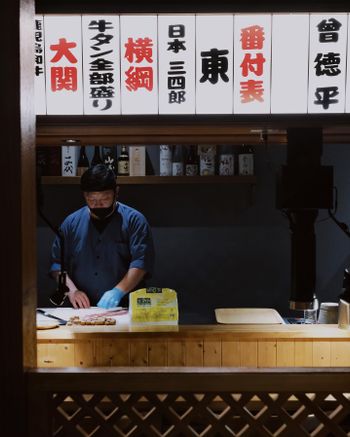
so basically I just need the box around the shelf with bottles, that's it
[38,144,256,184]
[41,175,257,185]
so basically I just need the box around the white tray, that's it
[215,308,284,324]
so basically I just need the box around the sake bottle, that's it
[91,146,103,167]
[172,145,184,176]
[118,146,129,176]
[102,146,116,174]
[238,144,254,176]
[76,146,89,176]
[185,145,199,176]
[159,145,172,176]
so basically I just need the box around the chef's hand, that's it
[97,287,125,309]
[68,290,90,309]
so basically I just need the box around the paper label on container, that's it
[159,145,172,176]
[129,146,146,176]
[238,153,254,175]
[61,146,78,176]
[219,154,234,176]
[130,288,178,325]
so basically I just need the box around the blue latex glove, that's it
[97,287,125,309]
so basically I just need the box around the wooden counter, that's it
[37,323,350,368]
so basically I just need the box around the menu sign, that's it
[308,14,348,113]
[158,15,195,114]
[44,15,83,115]
[34,15,46,115]
[120,15,158,114]
[233,14,271,114]
[35,13,350,116]
[271,14,309,114]
[196,15,233,114]
[82,15,121,115]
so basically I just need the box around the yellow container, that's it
[130,287,178,325]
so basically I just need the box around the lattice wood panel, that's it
[50,390,350,436]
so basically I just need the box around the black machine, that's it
[276,128,333,310]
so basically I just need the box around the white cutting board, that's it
[36,314,59,330]
[37,307,130,325]
[215,308,284,324]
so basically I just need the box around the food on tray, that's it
[67,315,116,326]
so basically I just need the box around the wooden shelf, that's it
[36,114,350,145]
[42,175,257,185]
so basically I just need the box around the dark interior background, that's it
[36,143,350,323]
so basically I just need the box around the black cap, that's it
[80,164,117,192]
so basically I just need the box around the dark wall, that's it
[37,144,350,322]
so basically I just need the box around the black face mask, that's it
[90,204,115,220]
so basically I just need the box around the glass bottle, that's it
[185,145,199,176]
[159,145,172,176]
[172,145,184,176]
[218,145,234,176]
[146,148,155,176]
[76,146,90,176]
[102,146,116,174]
[91,146,103,167]
[118,145,129,176]
[238,144,254,176]
[199,145,216,176]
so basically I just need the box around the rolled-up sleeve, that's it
[128,213,155,277]
[50,222,69,274]
[50,236,61,273]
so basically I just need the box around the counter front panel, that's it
[37,323,350,368]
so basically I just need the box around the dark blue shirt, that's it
[50,202,154,304]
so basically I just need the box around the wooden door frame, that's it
[0,0,36,434]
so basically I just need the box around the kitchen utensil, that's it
[36,308,67,325]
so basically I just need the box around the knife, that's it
[36,309,67,325]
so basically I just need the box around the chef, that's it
[50,163,155,309]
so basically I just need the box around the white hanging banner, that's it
[36,12,350,117]
[82,15,121,115]
[271,14,309,114]
[196,15,233,114]
[345,14,350,113]
[158,15,195,114]
[308,14,348,113]
[44,15,83,115]
[35,15,46,115]
[233,14,271,114]
[120,15,158,114]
